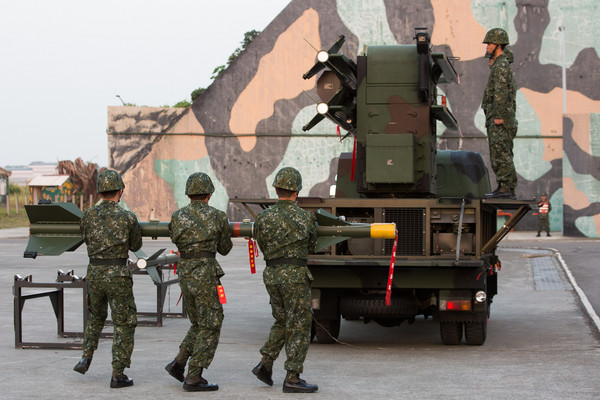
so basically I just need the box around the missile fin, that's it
[146,266,162,285]
[316,236,350,252]
[146,248,166,262]
[24,235,84,257]
[315,209,350,226]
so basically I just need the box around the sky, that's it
[0,0,291,168]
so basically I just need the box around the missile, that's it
[23,203,396,263]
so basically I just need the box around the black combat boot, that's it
[165,359,186,382]
[283,372,318,393]
[183,369,218,392]
[484,188,514,199]
[165,348,189,382]
[110,373,134,388]
[252,362,273,386]
[73,356,92,374]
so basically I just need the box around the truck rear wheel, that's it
[440,321,463,345]
[312,290,340,344]
[465,318,487,345]
[313,314,340,344]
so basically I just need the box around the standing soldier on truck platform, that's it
[251,167,318,394]
[482,28,518,199]
[73,169,142,389]
[165,172,232,392]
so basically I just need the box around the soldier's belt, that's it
[266,258,308,267]
[179,250,216,259]
[89,258,128,266]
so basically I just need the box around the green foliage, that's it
[173,100,191,108]
[211,65,226,80]
[208,30,261,82]
[186,30,261,105]
[0,188,29,228]
[8,184,24,195]
[191,88,206,101]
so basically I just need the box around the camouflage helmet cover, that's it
[185,172,215,195]
[97,169,125,193]
[272,167,303,191]
[483,28,509,45]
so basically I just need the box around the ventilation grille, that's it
[384,208,425,256]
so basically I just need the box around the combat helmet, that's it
[483,28,509,45]
[96,170,125,193]
[185,172,215,195]
[272,167,302,192]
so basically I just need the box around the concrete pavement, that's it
[1,230,599,399]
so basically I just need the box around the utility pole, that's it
[559,26,567,114]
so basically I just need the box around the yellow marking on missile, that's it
[370,223,396,239]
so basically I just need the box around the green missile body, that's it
[24,203,396,258]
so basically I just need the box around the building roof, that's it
[0,167,11,177]
[28,175,70,187]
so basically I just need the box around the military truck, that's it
[233,29,531,345]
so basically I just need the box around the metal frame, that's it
[129,266,186,327]
[13,271,88,349]
[14,267,186,350]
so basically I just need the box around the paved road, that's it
[502,231,600,334]
[1,232,599,399]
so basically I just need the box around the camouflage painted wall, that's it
[108,0,600,237]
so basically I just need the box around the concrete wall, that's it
[107,0,600,237]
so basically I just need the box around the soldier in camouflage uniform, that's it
[251,167,318,393]
[73,169,142,389]
[536,193,552,237]
[165,172,232,392]
[482,28,518,199]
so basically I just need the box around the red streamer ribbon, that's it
[385,230,398,306]
[350,135,357,182]
[217,284,227,304]
[336,125,341,141]
[169,250,179,274]
[247,238,257,274]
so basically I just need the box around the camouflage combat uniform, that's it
[254,199,317,375]
[482,51,518,193]
[80,200,142,374]
[169,200,232,377]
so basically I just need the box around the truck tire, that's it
[465,318,487,345]
[313,314,340,344]
[313,289,341,343]
[440,321,463,345]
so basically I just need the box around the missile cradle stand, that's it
[14,267,186,350]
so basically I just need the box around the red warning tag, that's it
[385,230,398,306]
[217,284,227,304]
[247,238,257,274]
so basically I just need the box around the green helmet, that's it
[185,172,215,195]
[96,170,125,193]
[483,28,509,45]
[272,167,302,191]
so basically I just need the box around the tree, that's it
[57,158,100,205]
[192,30,261,100]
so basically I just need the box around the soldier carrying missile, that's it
[72,169,142,389]
[164,172,232,392]
[251,167,319,393]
